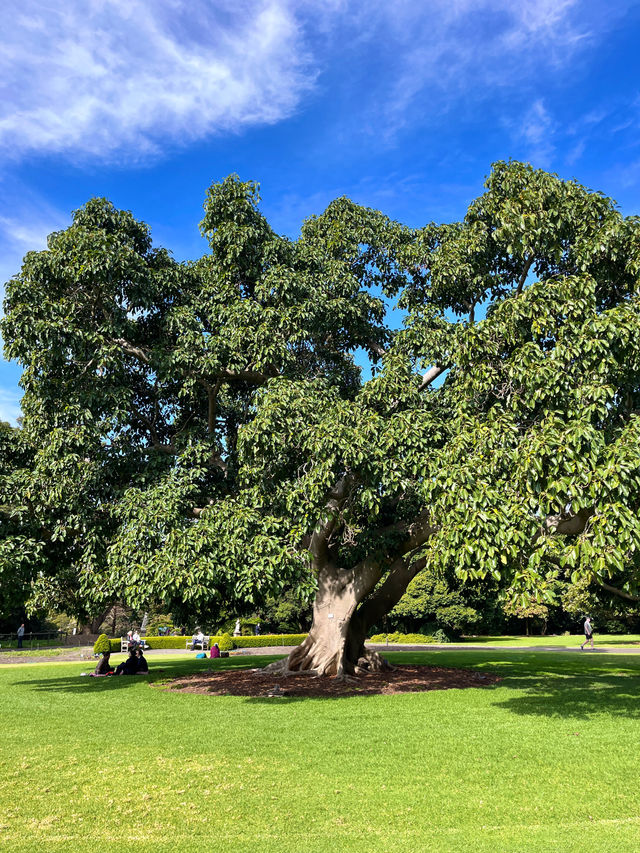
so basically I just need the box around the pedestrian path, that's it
[367,642,640,654]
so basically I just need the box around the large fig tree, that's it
[3,162,640,675]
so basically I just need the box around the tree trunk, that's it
[81,607,112,636]
[263,559,389,678]
[263,552,427,679]
[261,498,436,679]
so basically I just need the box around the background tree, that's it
[3,162,640,675]
[258,590,313,635]
[387,566,481,637]
[0,421,32,628]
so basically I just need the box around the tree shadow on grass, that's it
[10,656,276,694]
[382,651,640,720]
[489,673,640,720]
[11,653,640,718]
[481,655,640,721]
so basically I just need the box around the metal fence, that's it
[0,630,72,651]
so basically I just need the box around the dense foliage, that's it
[2,161,640,669]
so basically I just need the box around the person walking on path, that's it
[581,616,595,650]
[17,623,25,649]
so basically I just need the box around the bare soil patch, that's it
[0,647,93,664]
[167,664,501,698]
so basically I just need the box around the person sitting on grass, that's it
[115,649,139,675]
[92,651,114,676]
[135,647,149,673]
[210,642,220,659]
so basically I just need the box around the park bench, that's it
[119,636,150,652]
[186,635,210,651]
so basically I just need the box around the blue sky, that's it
[2,0,640,422]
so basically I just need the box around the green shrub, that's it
[216,617,261,636]
[233,634,307,648]
[368,632,436,644]
[145,615,174,637]
[217,633,234,651]
[433,629,450,644]
[93,634,111,655]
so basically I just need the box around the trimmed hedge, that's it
[107,633,307,652]
[142,636,191,649]
[233,634,307,648]
[368,632,436,644]
[108,636,187,651]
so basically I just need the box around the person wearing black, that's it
[115,649,139,675]
[135,647,148,673]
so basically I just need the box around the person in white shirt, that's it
[192,628,205,649]
[580,616,594,650]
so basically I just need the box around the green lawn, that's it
[0,647,75,659]
[456,634,640,648]
[1,650,639,852]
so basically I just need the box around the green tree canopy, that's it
[2,161,640,675]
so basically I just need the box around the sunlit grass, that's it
[456,634,640,647]
[1,650,639,852]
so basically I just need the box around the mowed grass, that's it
[1,650,639,853]
[455,634,640,648]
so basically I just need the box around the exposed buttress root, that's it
[259,638,393,679]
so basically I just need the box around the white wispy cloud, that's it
[0,181,68,288]
[1,0,632,164]
[338,0,591,140]
[0,0,314,160]
[517,99,556,165]
[0,388,22,425]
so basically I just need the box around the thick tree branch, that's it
[597,580,640,602]
[197,377,221,436]
[309,474,355,570]
[354,554,428,636]
[515,256,534,296]
[467,300,476,326]
[350,511,437,634]
[533,507,594,545]
[112,338,150,364]
[368,341,386,358]
[398,511,438,555]
[418,364,447,392]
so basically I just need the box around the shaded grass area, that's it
[1,651,639,852]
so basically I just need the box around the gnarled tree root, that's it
[258,643,392,679]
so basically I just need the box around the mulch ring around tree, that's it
[166,665,501,698]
